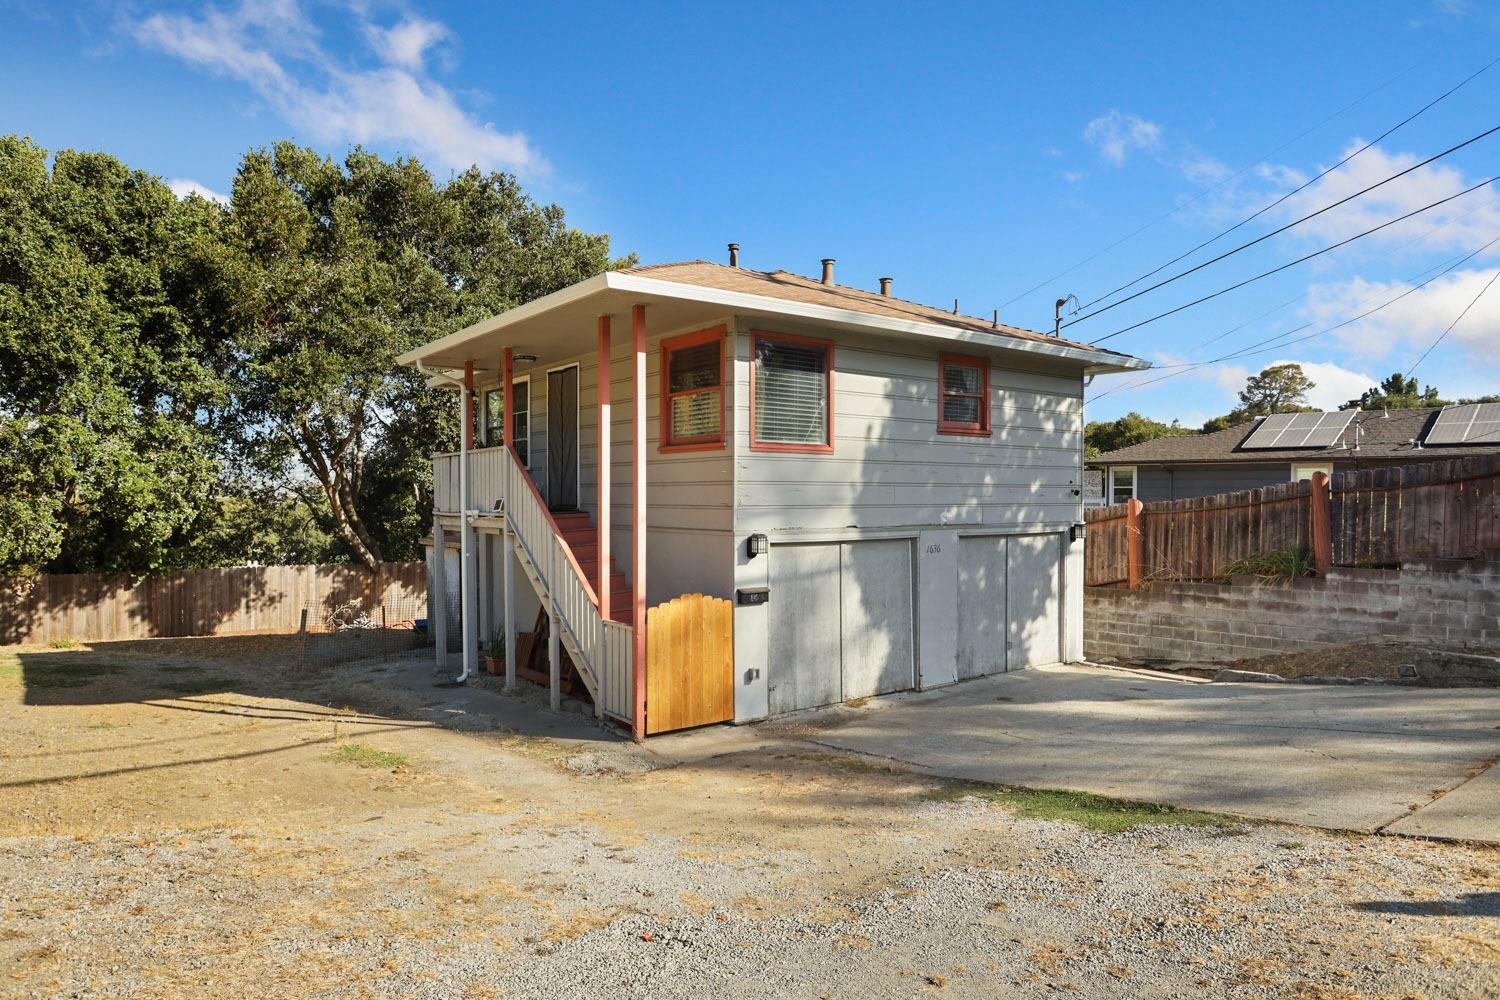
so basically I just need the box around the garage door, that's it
[957,536,1008,679]
[1007,533,1062,669]
[768,540,915,715]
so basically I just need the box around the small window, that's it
[751,331,834,453]
[1110,466,1137,505]
[483,380,530,465]
[659,327,725,451]
[1292,463,1332,482]
[937,353,990,435]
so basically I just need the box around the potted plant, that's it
[483,630,505,675]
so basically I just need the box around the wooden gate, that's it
[645,593,734,735]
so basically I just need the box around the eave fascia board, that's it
[606,272,1150,373]
[395,272,613,367]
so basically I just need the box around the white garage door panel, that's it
[957,536,1008,679]
[840,540,915,699]
[768,544,843,715]
[1007,533,1062,670]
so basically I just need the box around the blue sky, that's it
[6,0,1500,426]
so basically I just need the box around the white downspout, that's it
[456,382,475,684]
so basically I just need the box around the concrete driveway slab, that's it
[795,664,1500,839]
[1385,758,1500,841]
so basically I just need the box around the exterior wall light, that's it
[747,533,769,558]
[1070,522,1086,543]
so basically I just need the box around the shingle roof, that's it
[1091,407,1500,464]
[623,260,1127,358]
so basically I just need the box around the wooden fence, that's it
[1085,455,1500,587]
[0,562,427,647]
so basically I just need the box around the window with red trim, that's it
[938,353,990,435]
[751,331,834,453]
[659,327,725,451]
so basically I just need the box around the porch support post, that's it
[630,304,648,740]
[548,598,561,711]
[431,513,447,669]
[596,314,612,720]
[503,523,516,691]
[501,345,517,690]
[460,360,478,680]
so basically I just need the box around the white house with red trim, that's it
[398,252,1147,737]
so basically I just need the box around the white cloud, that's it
[1205,358,1376,411]
[167,178,228,203]
[130,2,544,178]
[1062,170,1085,184]
[1083,110,1162,166]
[1266,142,1500,255]
[1304,269,1500,363]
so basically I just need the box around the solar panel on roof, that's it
[1426,402,1500,445]
[1240,410,1354,449]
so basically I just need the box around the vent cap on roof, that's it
[820,258,835,285]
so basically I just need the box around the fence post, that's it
[297,608,309,674]
[1126,498,1144,589]
[1310,471,1332,576]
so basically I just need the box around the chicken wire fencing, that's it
[296,597,431,672]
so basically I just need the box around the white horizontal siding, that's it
[732,321,1084,534]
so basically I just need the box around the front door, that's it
[546,366,579,510]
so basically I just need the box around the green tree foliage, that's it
[0,137,631,575]
[1201,363,1317,432]
[1084,411,1189,458]
[1344,372,1449,410]
[0,136,233,574]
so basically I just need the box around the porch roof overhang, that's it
[397,270,1150,380]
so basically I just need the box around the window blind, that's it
[754,338,829,445]
[664,337,722,444]
[941,361,984,427]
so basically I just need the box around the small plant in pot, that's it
[484,630,506,675]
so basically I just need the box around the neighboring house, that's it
[400,253,1146,736]
[1088,405,1500,505]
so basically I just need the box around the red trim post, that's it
[631,304,648,740]
[1310,470,1332,576]
[597,315,612,623]
[462,360,476,451]
[1125,498,1144,589]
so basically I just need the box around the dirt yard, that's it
[2,639,1497,999]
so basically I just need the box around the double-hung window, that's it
[751,331,834,453]
[482,380,530,465]
[1109,466,1137,505]
[937,353,990,435]
[660,327,725,451]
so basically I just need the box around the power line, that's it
[997,63,1416,310]
[1093,192,1500,397]
[1087,235,1500,402]
[1085,172,1500,345]
[1404,268,1500,377]
[1063,121,1500,332]
[1078,54,1500,313]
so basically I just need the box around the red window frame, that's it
[937,352,991,436]
[749,330,835,454]
[658,325,727,452]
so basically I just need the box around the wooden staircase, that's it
[550,511,634,626]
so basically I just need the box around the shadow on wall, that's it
[836,348,1077,681]
[0,563,425,646]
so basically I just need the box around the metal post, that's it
[298,607,308,674]
[503,524,517,691]
[431,514,447,669]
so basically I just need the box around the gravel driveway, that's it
[2,640,1497,998]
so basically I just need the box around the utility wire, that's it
[1078,54,1500,313]
[1404,268,1500,376]
[1094,191,1500,395]
[1064,122,1500,333]
[1086,172,1500,345]
[997,63,1416,310]
[1088,234,1500,402]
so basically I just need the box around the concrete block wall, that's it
[1084,559,1500,664]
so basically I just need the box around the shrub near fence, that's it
[1086,455,1500,587]
[0,562,427,646]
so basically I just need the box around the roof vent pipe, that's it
[727,243,739,268]
[879,276,892,296]
[821,258,835,285]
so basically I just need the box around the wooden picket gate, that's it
[645,593,734,735]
